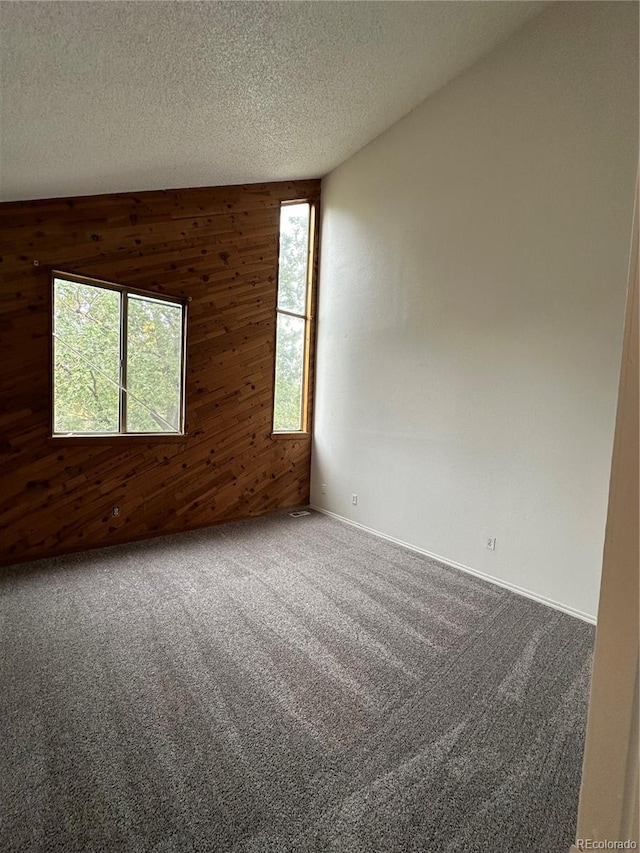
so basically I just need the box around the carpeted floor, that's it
[1,510,593,853]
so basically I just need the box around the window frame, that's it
[271,199,316,438]
[50,270,189,442]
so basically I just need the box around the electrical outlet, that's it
[321,483,327,495]
[486,537,496,551]
[112,506,120,518]
[351,494,358,506]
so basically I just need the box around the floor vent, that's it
[289,510,311,518]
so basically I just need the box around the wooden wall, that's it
[0,180,321,565]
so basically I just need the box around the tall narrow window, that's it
[52,272,187,437]
[273,201,313,433]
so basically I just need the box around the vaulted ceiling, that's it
[0,1,548,201]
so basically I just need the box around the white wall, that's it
[311,1,638,621]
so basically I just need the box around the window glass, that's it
[52,274,186,437]
[277,203,310,315]
[53,278,120,433]
[273,313,305,432]
[126,295,183,433]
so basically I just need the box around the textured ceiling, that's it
[0,1,548,201]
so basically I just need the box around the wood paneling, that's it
[0,180,320,565]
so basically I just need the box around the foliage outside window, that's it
[52,273,186,436]
[273,202,313,433]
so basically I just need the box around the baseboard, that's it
[309,505,597,625]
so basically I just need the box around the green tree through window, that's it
[273,203,312,432]
[52,274,186,436]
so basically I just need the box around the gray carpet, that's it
[1,510,593,853]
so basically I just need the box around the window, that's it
[52,272,187,437]
[273,201,314,433]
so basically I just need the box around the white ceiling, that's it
[0,1,548,202]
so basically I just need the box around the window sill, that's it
[271,431,311,441]
[49,434,188,446]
